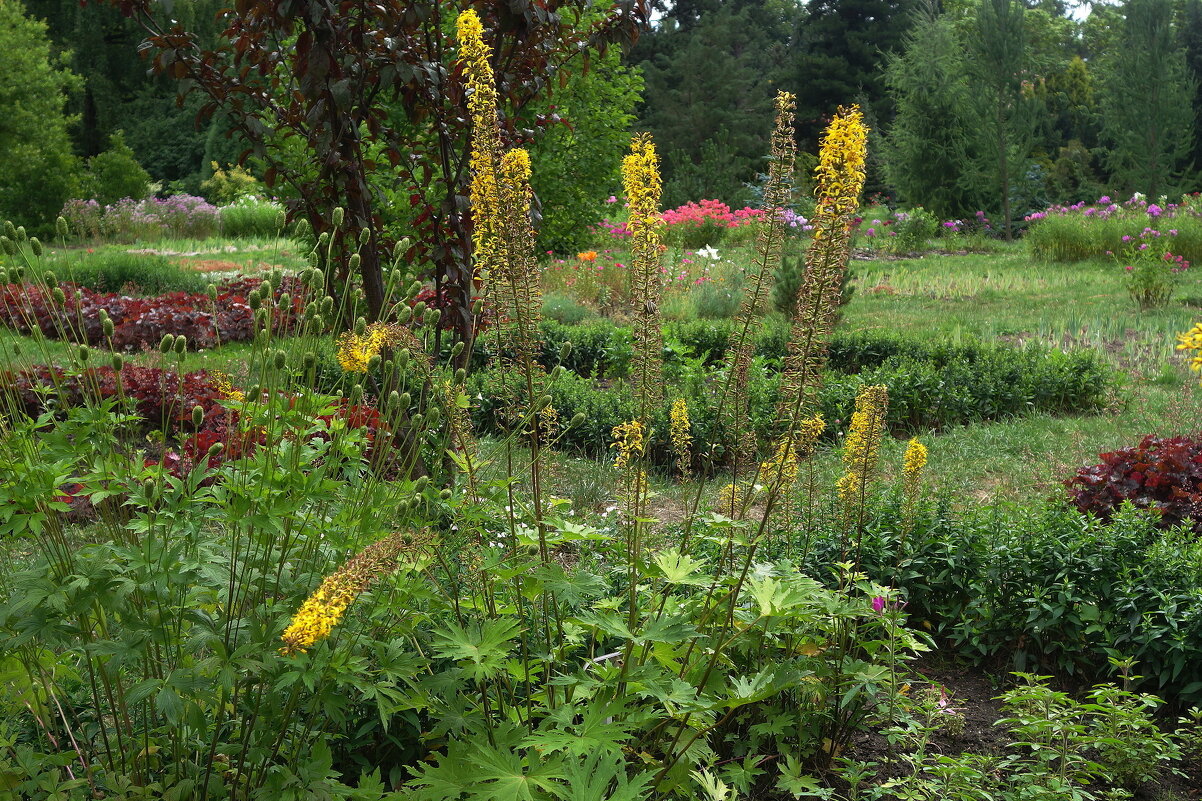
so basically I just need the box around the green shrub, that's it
[891,207,939,253]
[35,250,209,295]
[219,197,283,238]
[843,499,1202,703]
[541,292,595,325]
[689,274,744,319]
[84,131,152,207]
[469,338,1111,467]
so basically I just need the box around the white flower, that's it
[697,246,720,261]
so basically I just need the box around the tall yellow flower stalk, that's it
[726,92,796,476]
[457,9,503,282]
[837,384,889,531]
[280,531,428,654]
[777,106,868,428]
[901,437,928,540]
[495,148,543,373]
[623,134,665,420]
[669,398,693,476]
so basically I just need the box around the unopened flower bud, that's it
[174,335,187,354]
[111,354,124,371]
[78,345,89,362]
[413,476,429,494]
[52,287,66,306]
[358,228,371,245]
[331,207,345,227]
[349,253,361,271]
[388,390,401,408]
[317,231,330,247]
[275,210,287,230]
[559,341,572,360]
[450,341,465,359]
[367,354,382,372]
[302,351,317,372]
[160,334,174,353]
[395,349,410,370]
[274,349,287,370]
[56,217,69,238]
[454,367,467,385]
[424,308,441,327]
[208,441,224,457]
[0,237,14,256]
[29,237,42,257]
[425,406,441,427]
[207,284,218,301]
[569,413,586,428]
[144,479,156,498]
[440,488,452,500]
[192,405,204,427]
[248,292,261,310]
[354,316,367,335]
[308,250,320,269]
[350,384,364,404]
[102,318,114,338]
[411,412,424,428]
[15,226,26,242]
[43,271,57,288]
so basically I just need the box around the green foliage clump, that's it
[850,498,1202,703]
[219,197,284,239]
[540,292,595,325]
[83,131,152,207]
[528,50,642,253]
[35,250,209,295]
[0,1,83,233]
[201,162,262,205]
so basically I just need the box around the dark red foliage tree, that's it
[101,0,646,356]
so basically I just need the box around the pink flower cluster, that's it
[1024,194,1198,223]
[660,199,767,228]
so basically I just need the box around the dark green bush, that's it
[219,199,283,239]
[36,250,208,295]
[469,339,1111,466]
[836,498,1202,703]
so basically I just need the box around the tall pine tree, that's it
[1099,0,1195,197]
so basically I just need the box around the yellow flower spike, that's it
[669,398,693,475]
[611,419,646,471]
[901,437,928,535]
[813,105,868,220]
[622,134,665,415]
[457,9,504,283]
[759,437,800,492]
[837,384,889,519]
[280,531,430,655]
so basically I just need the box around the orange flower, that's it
[577,250,598,262]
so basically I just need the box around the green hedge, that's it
[836,498,1202,703]
[469,339,1112,467]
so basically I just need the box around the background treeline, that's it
[5,0,1202,243]
[633,0,1202,233]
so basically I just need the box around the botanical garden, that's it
[2,0,1202,799]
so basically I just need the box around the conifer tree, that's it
[1099,0,1196,198]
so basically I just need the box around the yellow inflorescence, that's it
[210,370,245,403]
[903,438,928,480]
[813,105,869,221]
[623,134,665,411]
[457,9,503,281]
[280,532,421,655]
[796,415,826,454]
[838,384,889,510]
[336,323,403,373]
[611,419,646,471]
[715,482,746,516]
[669,398,692,474]
[759,438,800,491]
[1177,323,1202,378]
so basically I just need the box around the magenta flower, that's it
[871,596,886,613]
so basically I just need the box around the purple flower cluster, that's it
[1024,193,1198,223]
[60,194,221,241]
